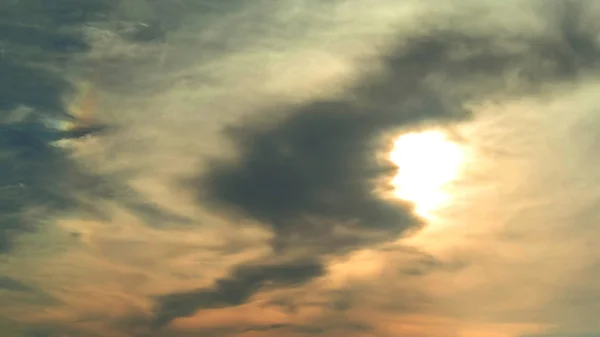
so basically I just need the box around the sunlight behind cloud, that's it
[390,130,467,220]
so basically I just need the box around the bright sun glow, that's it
[390,130,466,219]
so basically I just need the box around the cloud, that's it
[152,0,600,329]
[0,276,36,293]
[2,1,600,337]
[0,0,113,253]
[195,0,600,250]
[0,0,195,253]
[153,259,325,328]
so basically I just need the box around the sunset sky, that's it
[1,1,600,336]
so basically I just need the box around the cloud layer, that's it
[1,1,600,337]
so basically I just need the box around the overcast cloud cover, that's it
[1,0,600,336]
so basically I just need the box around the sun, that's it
[390,129,466,219]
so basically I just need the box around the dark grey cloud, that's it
[0,0,122,112]
[236,322,372,337]
[152,259,324,328]
[0,0,112,252]
[195,0,600,253]
[22,325,99,337]
[0,59,69,114]
[0,110,190,252]
[0,113,190,252]
[0,115,108,253]
[112,0,237,42]
[0,276,35,293]
[0,276,59,306]
[0,0,191,253]
[197,99,427,251]
[153,323,296,337]
[148,0,600,329]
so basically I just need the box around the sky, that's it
[1,0,600,336]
